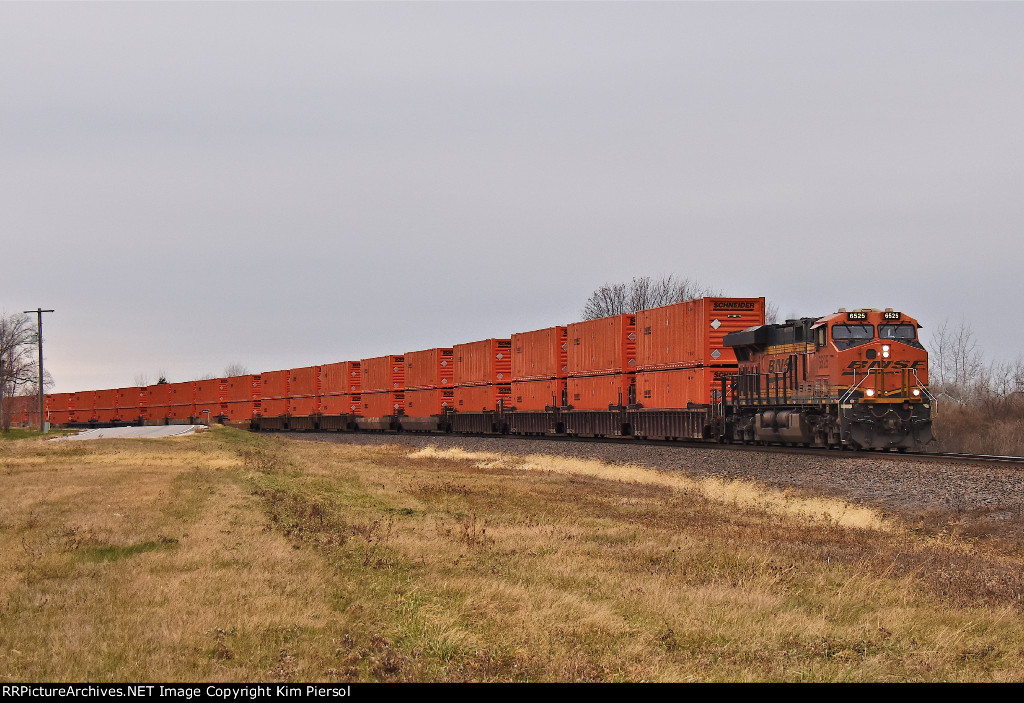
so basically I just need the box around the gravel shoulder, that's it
[286,431,1024,546]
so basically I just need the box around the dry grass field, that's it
[932,398,1024,456]
[1,427,1023,682]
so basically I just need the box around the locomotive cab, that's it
[724,308,933,450]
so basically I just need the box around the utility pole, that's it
[23,308,54,433]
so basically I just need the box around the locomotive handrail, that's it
[839,370,869,405]
[911,368,937,412]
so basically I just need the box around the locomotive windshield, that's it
[831,324,873,349]
[879,323,916,340]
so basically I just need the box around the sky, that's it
[2,2,1022,393]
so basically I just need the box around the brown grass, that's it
[1,428,1023,682]
[932,396,1024,455]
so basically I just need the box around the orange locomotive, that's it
[724,308,933,450]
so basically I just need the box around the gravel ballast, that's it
[287,431,1024,542]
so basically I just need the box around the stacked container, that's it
[403,348,454,417]
[320,361,361,416]
[2,396,33,427]
[194,378,226,421]
[46,393,72,426]
[166,381,195,422]
[223,374,261,421]
[360,355,405,417]
[93,389,118,423]
[511,326,567,411]
[259,370,289,418]
[115,386,145,423]
[288,366,321,418]
[453,339,512,412]
[146,384,169,424]
[634,298,765,408]
[566,314,637,409]
[67,391,87,423]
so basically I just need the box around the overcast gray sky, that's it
[3,2,1022,393]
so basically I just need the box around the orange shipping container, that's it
[194,378,225,418]
[165,382,195,407]
[194,379,225,405]
[70,391,93,422]
[511,378,566,411]
[146,385,169,407]
[512,326,568,381]
[94,389,118,411]
[360,391,405,417]
[222,401,257,421]
[321,361,361,395]
[116,387,145,416]
[361,356,405,393]
[260,370,289,400]
[404,348,454,389]
[454,339,512,386]
[260,397,289,417]
[290,395,319,416]
[404,388,454,417]
[454,384,512,413]
[567,374,633,410]
[166,380,195,420]
[168,404,194,421]
[567,314,637,377]
[321,393,361,415]
[94,407,118,423]
[47,393,71,414]
[48,410,71,425]
[46,393,72,426]
[637,297,765,370]
[45,392,70,425]
[635,367,734,408]
[7,396,35,425]
[289,366,321,397]
[224,375,261,403]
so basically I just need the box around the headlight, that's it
[912,389,921,397]
[882,345,890,352]
[865,389,875,397]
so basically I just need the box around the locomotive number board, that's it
[845,311,902,321]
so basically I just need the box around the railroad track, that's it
[913,451,1024,465]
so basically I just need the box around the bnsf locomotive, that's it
[28,299,934,452]
[724,308,933,451]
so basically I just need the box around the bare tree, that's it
[133,372,151,387]
[223,363,248,377]
[581,275,724,320]
[0,312,46,431]
[929,318,985,401]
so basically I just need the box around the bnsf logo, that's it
[767,359,792,374]
[843,360,925,375]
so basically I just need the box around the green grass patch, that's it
[78,538,179,563]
